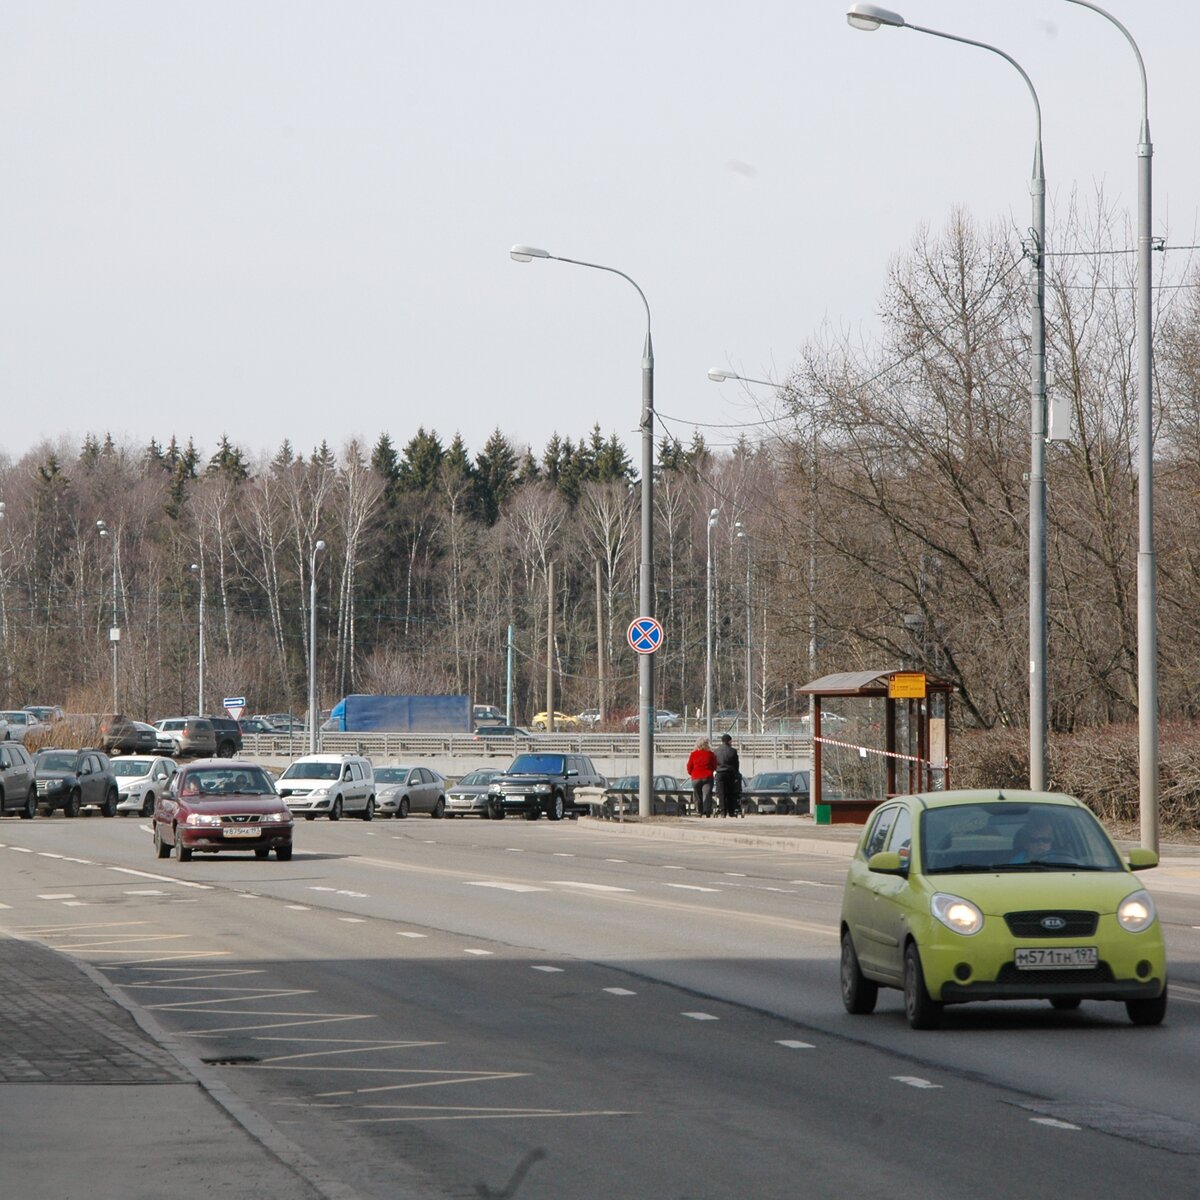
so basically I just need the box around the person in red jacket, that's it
[686,737,718,818]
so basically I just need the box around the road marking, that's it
[123,890,166,896]
[605,859,627,863]
[531,965,564,973]
[466,881,549,893]
[725,872,747,877]
[342,1105,633,1124]
[604,988,636,995]
[11,847,32,853]
[396,932,427,938]
[239,894,261,900]
[0,903,10,909]
[664,883,720,893]
[892,1076,941,1089]
[661,864,684,870]
[683,1012,718,1021]
[38,852,65,859]
[38,893,76,900]
[776,1040,815,1049]
[548,881,633,892]
[553,852,575,857]
[108,867,210,889]
[1031,1118,1081,1131]
[789,879,837,888]
[286,905,310,910]
[505,848,524,853]
[339,918,366,923]
[464,949,493,956]
[63,901,89,906]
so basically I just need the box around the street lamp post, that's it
[847,3,1049,790]
[511,244,657,819]
[706,508,719,743]
[96,520,119,712]
[308,540,326,754]
[1063,0,1158,851]
[735,522,752,734]
[190,562,206,715]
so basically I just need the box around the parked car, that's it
[744,770,811,815]
[599,774,686,818]
[34,748,120,817]
[839,788,1167,1029]
[97,714,157,756]
[0,709,49,743]
[486,752,605,820]
[153,717,218,758]
[153,761,293,862]
[622,709,682,731]
[205,716,243,758]
[375,765,448,818]
[0,741,38,818]
[240,717,285,735]
[531,711,582,731]
[577,709,603,728]
[253,713,306,734]
[23,705,65,724]
[112,755,177,817]
[473,725,533,744]
[444,768,504,817]
[276,754,376,820]
[473,704,504,728]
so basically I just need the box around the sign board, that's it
[888,672,927,700]
[223,695,246,720]
[627,617,664,655]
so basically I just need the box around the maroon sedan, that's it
[153,760,294,862]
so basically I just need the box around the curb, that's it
[578,816,858,858]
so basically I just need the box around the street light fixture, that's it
[308,540,326,754]
[1063,0,1159,850]
[190,562,206,715]
[511,243,657,819]
[847,4,1049,790]
[735,522,752,734]
[706,508,719,743]
[96,520,119,712]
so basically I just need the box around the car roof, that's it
[889,788,1084,812]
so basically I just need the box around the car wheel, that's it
[432,796,445,819]
[1049,996,1082,1011]
[550,793,564,821]
[140,792,155,818]
[602,800,614,820]
[362,797,374,822]
[254,847,270,859]
[525,810,540,821]
[154,825,171,859]
[22,786,37,820]
[398,797,410,819]
[533,721,546,731]
[840,931,878,1015]
[172,828,192,862]
[276,843,293,861]
[1126,990,1168,1026]
[217,740,235,758]
[329,797,342,821]
[100,788,118,818]
[490,804,505,820]
[903,942,943,1030]
[305,814,316,821]
[62,790,81,819]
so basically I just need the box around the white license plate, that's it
[223,827,262,838]
[1015,946,1098,969]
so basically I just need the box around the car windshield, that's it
[752,773,793,788]
[509,754,565,774]
[1,711,25,722]
[920,802,1124,874]
[37,752,78,771]
[178,768,276,797]
[111,759,155,777]
[280,761,340,781]
[457,771,495,786]
[375,768,411,784]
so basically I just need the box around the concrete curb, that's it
[577,815,859,857]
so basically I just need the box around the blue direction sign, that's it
[627,617,664,655]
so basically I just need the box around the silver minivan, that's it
[276,754,376,821]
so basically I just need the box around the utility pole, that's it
[545,562,555,732]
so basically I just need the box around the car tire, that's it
[21,787,37,819]
[903,942,943,1030]
[276,844,293,861]
[217,740,235,758]
[533,721,546,731]
[154,825,171,859]
[1049,996,1082,1011]
[329,797,342,821]
[140,793,155,818]
[254,847,270,859]
[100,789,118,818]
[524,810,540,821]
[398,797,410,819]
[549,793,564,821]
[490,805,505,820]
[305,814,316,821]
[840,931,878,1015]
[62,790,81,819]
[173,829,192,862]
[432,796,445,819]
[1126,989,1167,1026]
[362,797,374,822]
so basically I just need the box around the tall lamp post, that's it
[705,508,719,742]
[847,3,1049,790]
[1064,0,1158,851]
[96,520,119,712]
[190,562,206,715]
[511,244,657,819]
[308,540,326,754]
[735,522,752,734]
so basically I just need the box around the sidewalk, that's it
[0,933,357,1200]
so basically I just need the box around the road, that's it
[4,812,1200,1199]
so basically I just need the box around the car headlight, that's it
[308,786,330,798]
[1117,889,1156,933]
[260,812,291,824]
[186,813,223,827]
[931,892,984,936]
[534,783,552,793]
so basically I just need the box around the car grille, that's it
[995,963,1114,987]
[1003,910,1099,938]
[224,813,257,824]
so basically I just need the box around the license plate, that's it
[223,827,262,838]
[1015,946,1097,969]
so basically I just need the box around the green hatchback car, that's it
[840,789,1166,1029]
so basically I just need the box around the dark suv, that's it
[205,717,244,759]
[486,752,605,821]
[34,748,120,817]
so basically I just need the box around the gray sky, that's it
[3,1,1198,465]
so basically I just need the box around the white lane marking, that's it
[339,918,366,923]
[38,852,65,859]
[63,901,89,906]
[11,847,32,853]
[604,988,636,996]
[683,1012,718,1021]
[466,881,548,893]
[548,881,633,892]
[789,880,837,888]
[38,893,76,900]
[725,872,747,877]
[396,932,427,938]
[664,883,721,893]
[777,1040,815,1049]
[1031,1118,1081,1131]
[553,853,575,857]
[463,949,493,956]
[661,864,684,870]
[239,894,261,900]
[531,965,564,973]
[892,1076,941,1089]
[0,903,10,909]
[308,887,368,898]
[505,848,524,853]
[605,859,627,863]
[310,886,337,892]
[124,890,165,896]
[286,905,310,911]
[108,867,210,890]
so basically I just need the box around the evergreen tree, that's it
[474,428,520,525]
[594,431,634,482]
[272,438,296,474]
[207,434,250,481]
[79,434,102,470]
[311,440,337,470]
[398,427,444,493]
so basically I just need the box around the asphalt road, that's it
[4,812,1200,1199]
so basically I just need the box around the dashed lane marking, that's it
[37,893,76,900]
[396,931,427,938]
[664,883,721,893]
[1031,1118,1081,1131]
[604,988,636,996]
[776,1040,815,1049]
[342,1104,635,1124]
[124,890,166,896]
[286,905,310,910]
[547,881,634,892]
[531,965,564,972]
[339,918,366,923]
[683,1012,718,1021]
[892,1076,941,1089]
[466,881,549,893]
[108,867,211,889]
[463,949,493,956]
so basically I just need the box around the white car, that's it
[112,756,177,817]
[0,710,48,742]
[276,754,376,821]
[375,765,447,818]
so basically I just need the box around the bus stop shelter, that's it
[799,669,955,824]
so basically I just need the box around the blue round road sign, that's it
[627,617,664,655]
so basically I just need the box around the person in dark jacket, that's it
[686,737,718,817]
[714,733,742,817]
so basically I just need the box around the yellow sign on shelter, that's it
[888,671,927,699]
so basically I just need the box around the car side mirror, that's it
[1126,848,1159,871]
[567,769,578,778]
[867,850,908,876]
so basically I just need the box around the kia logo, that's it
[1041,916,1067,930]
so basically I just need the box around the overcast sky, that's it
[2,1,1198,466]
